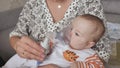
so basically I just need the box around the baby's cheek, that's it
[70,40,74,45]
[70,41,76,46]
[70,40,82,49]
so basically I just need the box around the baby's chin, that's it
[69,43,82,50]
[69,44,77,50]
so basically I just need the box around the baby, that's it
[38,14,105,68]
[3,14,105,68]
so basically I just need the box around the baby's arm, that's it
[70,54,104,68]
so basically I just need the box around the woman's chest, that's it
[46,0,72,22]
[26,0,86,41]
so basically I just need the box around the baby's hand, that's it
[40,32,55,55]
[40,37,50,55]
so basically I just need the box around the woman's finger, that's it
[16,41,45,61]
[21,36,45,59]
[15,36,45,60]
[23,44,45,59]
[16,44,26,58]
[21,36,44,53]
[23,50,45,61]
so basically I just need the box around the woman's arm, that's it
[9,0,45,61]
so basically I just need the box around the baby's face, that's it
[69,18,96,50]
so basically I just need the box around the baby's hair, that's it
[79,14,105,43]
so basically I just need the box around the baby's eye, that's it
[75,32,79,36]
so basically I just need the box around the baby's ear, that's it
[86,42,95,48]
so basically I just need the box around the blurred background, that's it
[0,0,26,12]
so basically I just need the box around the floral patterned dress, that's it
[10,0,111,62]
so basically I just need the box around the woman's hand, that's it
[38,64,60,68]
[10,36,45,61]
